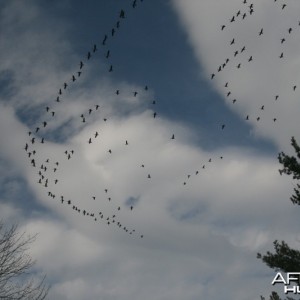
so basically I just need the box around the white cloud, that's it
[1,1,300,300]
[171,0,300,151]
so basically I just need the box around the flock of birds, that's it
[23,0,297,238]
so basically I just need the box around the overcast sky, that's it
[0,1,300,299]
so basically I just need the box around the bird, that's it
[88,138,92,144]
[259,28,263,35]
[248,56,253,62]
[171,134,175,139]
[256,117,260,121]
[241,46,246,52]
[102,35,107,45]
[147,174,151,178]
[63,83,67,89]
[288,28,292,34]
[80,61,84,69]
[227,91,231,97]
[95,104,100,110]
[133,91,138,97]
[77,72,81,77]
[108,149,112,154]
[43,121,47,127]
[221,124,225,129]
[106,50,110,58]
[279,52,283,58]
[46,106,50,112]
[153,112,157,118]
[95,132,99,138]
[282,4,286,9]
[234,51,239,57]
[109,65,113,72]
[275,95,279,100]
[230,38,235,45]
[221,25,226,30]
[224,82,228,87]
[230,16,235,22]
[232,99,236,104]
[261,105,264,110]
[116,90,120,95]
[211,73,215,79]
[111,28,115,36]
[72,75,76,82]
[246,115,249,120]
[281,38,285,44]
[93,44,97,52]
[293,85,297,91]
[125,140,128,145]
[56,96,60,102]
[273,118,277,122]
[119,9,125,18]
[237,63,241,69]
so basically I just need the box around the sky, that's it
[0,0,300,299]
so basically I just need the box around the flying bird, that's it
[102,35,107,45]
[119,9,125,18]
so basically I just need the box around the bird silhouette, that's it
[119,9,125,18]
[102,35,107,45]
